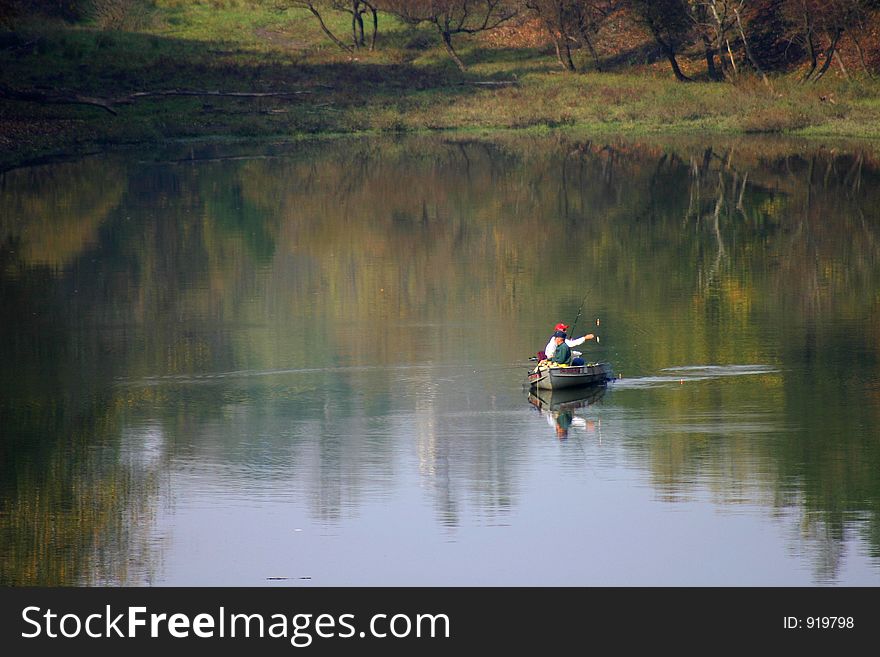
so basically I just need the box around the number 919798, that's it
[784,616,854,629]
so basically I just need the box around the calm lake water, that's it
[2,135,879,586]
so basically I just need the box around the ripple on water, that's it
[612,364,779,389]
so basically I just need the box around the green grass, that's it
[2,1,880,169]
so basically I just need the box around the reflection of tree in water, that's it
[412,385,519,529]
[0,160,163,585]
[0,159,126,270]
[680,144,880,582]
[0,397,164,585]
[2,136,880,583]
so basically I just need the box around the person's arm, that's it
[567,334,594,347]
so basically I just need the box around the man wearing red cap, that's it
[543,322,595,365]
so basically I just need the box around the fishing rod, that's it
[530,292,600,366]
[568,290,589,339]
[569,291,601,346]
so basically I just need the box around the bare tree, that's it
[379,0,519,71]
[526,1,616,71]
[283,1,352,52]
[527,0,578,70]
[847,2,877,79]
[730,2,771,85]
[780,0,866,82]
[688,1,724,79]
[627,0,694,81]
[283,1,379,52]
[687,1,742,79]
[332,0,380,50]
[706,1,740,75]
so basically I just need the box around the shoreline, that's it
[5,119,880,174]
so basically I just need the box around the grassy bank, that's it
[3,1,880,170]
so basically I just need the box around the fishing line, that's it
[568,290,590,338]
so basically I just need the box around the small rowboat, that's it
[527,361,613,391]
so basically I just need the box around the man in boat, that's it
[544,323,594,366]
[549,331,573,365]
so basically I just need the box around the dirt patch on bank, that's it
[253,27,311,51]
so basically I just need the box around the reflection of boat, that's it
[527,384,607,413]
[527,384,607,439]
[527,362,613,391]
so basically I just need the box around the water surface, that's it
[2,135,879,586]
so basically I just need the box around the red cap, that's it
[554,323,569,331]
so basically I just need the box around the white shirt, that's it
[544,335,587,359]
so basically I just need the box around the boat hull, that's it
[528,362,612,391]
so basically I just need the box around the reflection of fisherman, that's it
[530,398,574,439]
[543,323,594,366]
[555,409,573,439]
[529,393,600,441]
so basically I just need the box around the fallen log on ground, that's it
[0,86,314,115]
